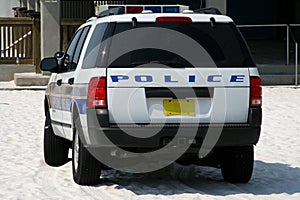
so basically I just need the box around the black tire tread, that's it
[72,118,101,185]
[44,112,70,167]
[221,145,254,183]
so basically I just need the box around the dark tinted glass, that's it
[62,29,83,72]
[82,23,109,69]
[70,26,91,71]
[108,22,254,68]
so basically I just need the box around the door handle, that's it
[68,77,75,85]
[57,79,62,86]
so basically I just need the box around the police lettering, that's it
[111,74,245,83]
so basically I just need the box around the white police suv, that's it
[40,5,262,185]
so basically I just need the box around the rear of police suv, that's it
[81,11,262,182]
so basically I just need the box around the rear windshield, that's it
[83,21,255,68]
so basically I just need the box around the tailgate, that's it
[107,68,250,124]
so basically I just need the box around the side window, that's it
[69,26,91,71]
[82,23,109,69]
[62,29,83,72]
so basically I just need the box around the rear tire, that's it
[221,145,254,183]
[72,119,102,185]
[44,112,70,167]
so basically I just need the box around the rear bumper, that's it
[83,108,262,149]
[85,125,261,148]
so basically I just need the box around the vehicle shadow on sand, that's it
[98,160,300,196]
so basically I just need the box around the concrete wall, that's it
[0,0,20,17]
[0,65,35,81]
[41,0,60,58]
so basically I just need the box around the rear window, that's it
[85,21,255,68]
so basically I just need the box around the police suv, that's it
[40,5,262,185]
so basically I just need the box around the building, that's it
[1,0,299,85]
[2,0,300,64]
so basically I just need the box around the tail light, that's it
[87,77,107,108]
[250,77,262,107]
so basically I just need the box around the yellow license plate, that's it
[163,99,195,116]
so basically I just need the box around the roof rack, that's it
[194,7,222,15]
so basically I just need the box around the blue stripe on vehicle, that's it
[74,98,88,115]
[49,96,87,114]
[46,82,89,115]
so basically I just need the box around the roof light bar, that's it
[97,5,189,15]
[97,7,124,17]
[182,10,194,14]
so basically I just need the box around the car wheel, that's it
[44,112,70,167]
[221,145,254,183]
[72,119,101,185]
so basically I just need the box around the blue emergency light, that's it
[163,6,180,13]
[144,6,162,13]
